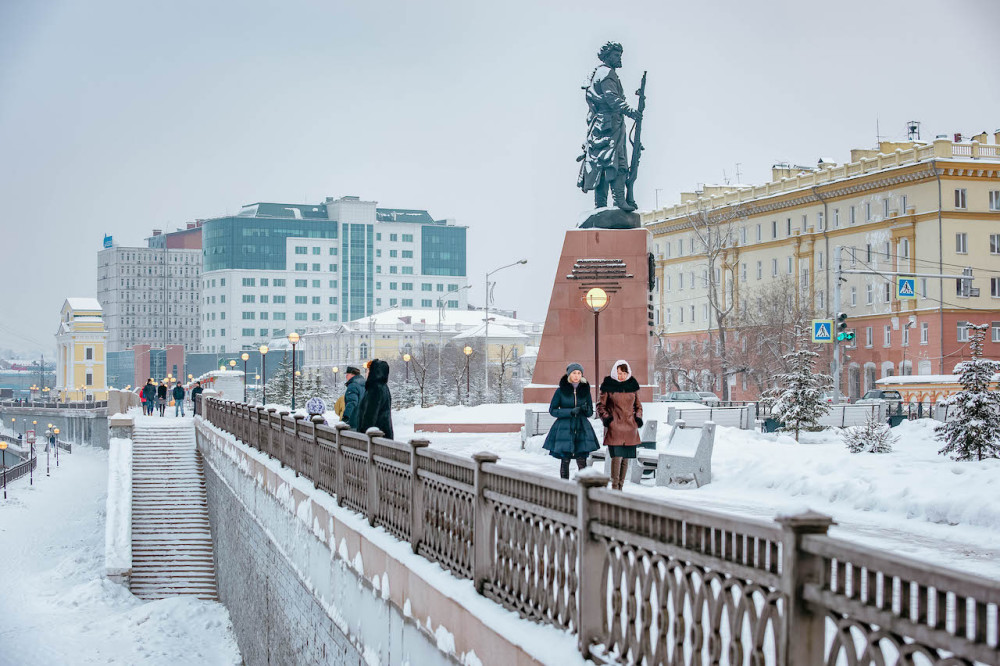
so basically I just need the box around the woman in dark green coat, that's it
[543,363,600,478]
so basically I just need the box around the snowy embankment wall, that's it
[104,435,132,584]
[196,418,545,666]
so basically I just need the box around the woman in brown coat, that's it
[596,359,643,490]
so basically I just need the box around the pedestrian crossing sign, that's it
[812,319,834,343]
[896,276,917,300]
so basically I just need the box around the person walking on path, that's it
[156,381,168,417]
[358,359,393,439]
[142,379,157,416]
[172,382,186,417]
[543,363,600,479]
[597,359,643,490]
[191,381,204,415]
[341,366,366,431]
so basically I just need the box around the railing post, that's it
[365,428,384,526]
[311,415,324,488]
[292,413,305,477]
[576,472,610,659]
[777,510,835,666]
[334,423,348,506]
[266,408,278,458]
[472,451,499,593]
[408,438,430,553]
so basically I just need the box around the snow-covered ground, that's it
[0,443,240,666]
[379,402,1000,581]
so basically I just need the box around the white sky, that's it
[1,0,998,355]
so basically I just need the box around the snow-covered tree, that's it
[843,412,896,453]
[264,352,294,407]
[764,330,832,441]
[936,323,1000,461]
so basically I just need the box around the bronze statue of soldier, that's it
[578,42,644,214]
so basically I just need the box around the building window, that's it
[818,252,824,269]
[817,212,824,230]
[990,191,1000,211]
[866,284,873,305]
[402,267,414,274]
[850,286,857,306]
[883,325,891,346]
[402,234,413,242]
[771,258,778,277]
[921,322,929,344]
[311,263,320,271]
[312,247,320,255]
[311,296,320,305]
[899,238,909,260]
[402,299,413,307]
[389,234,398,242]
[884,283,891,302]
[421,299,432,307]
[883,199,890,218]
[329,247,338,256]
[389,250,397,258]
[273,279,285,287]
[242,328,255,336]
[756,261,762,280]
[771,220,777,239]
[273,312,285,320]
[295,246,307,255]
[956,233,968,254]
[786,256,793,274]
[665,275,671,291]
[957,321,969,342]
[295,296,307,304]
[849,206,856,225]
[402,250,413,258]
[294,263,307,271]
[992,277,1000,298]
[295,313,308,321]
[295,279,307,287]
[865,202,871,221]
[902,325,909,346]
[401,283,413,291]
[756,224,762,242]
[242,294,255,303]
[991,234,1000,254]
[993,322,1000,343]
[702,304,708,321]
[273,295,285,304]
[85,347,94,360]
[242,312,255,320]
[955,188,967,209]
[900,195,908,212]
[329,264,338,272]
[920,278,927,299]
[787,218,793,236]
[678,273,684,290]
[865,326,873,348]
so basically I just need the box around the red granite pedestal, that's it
[523,228,654,404]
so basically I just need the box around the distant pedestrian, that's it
[597,359,642,490]
[543,363,599,479]
[142,379,157,416]
[306,396,328,425]
[341,366,366,431]
[191,381,204,415]
[358,359,393,439]
[172,382,186,417]
[156,381,167,417]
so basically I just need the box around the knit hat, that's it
[345,366,361,376]
[566,362,584,375]
[306,397,326,415]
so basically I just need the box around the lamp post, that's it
[288,332,300,410]
[584,287,610,403]
[332,366,339,387]
[484,260,527,400]
[463,345,474,403]
[259,345,269,405]
[402,353,411,382]
[241,353,249,403]
[53,427,60,467]
[45,425,52,477]
[0,440,7,499]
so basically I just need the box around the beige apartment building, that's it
[643,131,1000,401]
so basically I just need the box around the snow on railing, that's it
[201,397,1000,665]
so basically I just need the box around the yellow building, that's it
[55,298,109,402]
[643,132,1000,401]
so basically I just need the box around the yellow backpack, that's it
[334,394,346,418]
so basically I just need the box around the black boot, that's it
[576,456,588,471]
[559,458,571,479]
[612,176,637,212]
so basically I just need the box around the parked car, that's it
[855,389,903,409]
[819,392,850,404]
[697,392,720,405]
[658,391,704,403]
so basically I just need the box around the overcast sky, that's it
[2,0,998,355]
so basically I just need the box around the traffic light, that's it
[835,312,855,342]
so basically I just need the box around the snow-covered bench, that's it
[602,420,715,488]
[589,420,659,468]
[667,404,756,430]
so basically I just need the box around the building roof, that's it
[452,323,528,340]
[375,208,436,224]
[303,307,540,337]
[64,298,103,312]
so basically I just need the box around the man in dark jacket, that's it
[341,366,366,431]
[358,359,393,439]
[172,382,186,417]
[142,379,156,416]
[191,381,204,415]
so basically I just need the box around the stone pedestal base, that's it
[523,228,654,403]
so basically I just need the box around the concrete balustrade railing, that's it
[202,396,1000,665]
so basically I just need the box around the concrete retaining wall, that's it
[197,421,458,666]
[0,408,108,448]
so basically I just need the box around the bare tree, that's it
[731,277,817,395]
[686,203,747,400]
[492,344,519,403]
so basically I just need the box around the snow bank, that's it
[104,436,132,582]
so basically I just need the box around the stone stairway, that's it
[130,417,218,601]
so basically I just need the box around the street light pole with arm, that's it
[484,260,527,399]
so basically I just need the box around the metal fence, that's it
[3,454,37,484]
[0,400,108,409]
[202,397,1000,665]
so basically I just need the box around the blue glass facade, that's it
[203,217,339,272]
[341,223,374,322]
[421,226,467,276]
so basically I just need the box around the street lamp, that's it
[241,353,250,403]
[288,332,300,410]
[44,424,52,477]
[0,439,7,499]
[402,353,411,381]
[259,345,269,405]
[484,259,528,399]
[584,287,610,403]
[463,345,474,403]
[332,366,339,387]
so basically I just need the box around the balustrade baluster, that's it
[365,428,383,527]
[311,415,324,488]
[777,511,834,666]
[334,423,347,506]
[472,451,499,594]
[575,472,610,659]
[409,439,429,554]
[292,413,305,477]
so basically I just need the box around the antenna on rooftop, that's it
[735,163,743,183]
[875,116,884,145]
[906,121,921,141]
